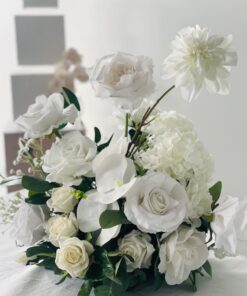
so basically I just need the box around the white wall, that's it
[1,0,247,198]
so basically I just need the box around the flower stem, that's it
[126,85,175,157]
[124,113,129,137]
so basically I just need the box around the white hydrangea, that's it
[138,111,214,185]
[186,177,212,219]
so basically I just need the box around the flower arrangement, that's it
[1,25,245,296]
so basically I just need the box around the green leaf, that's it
[77,280,93,296]
[99,210,130,229]
[26,242,57,257]
[37,257,62,274]
[94,285,112,296]
[94,127,101,143]
[97,135,113,152]
[62,87,81,111]
[25,193,50,205]
[73,178,93,192]
[56,273,68,285]
[209,181,222,208]
[22,175,59,193]
[202,260,212,278]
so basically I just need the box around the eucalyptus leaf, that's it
[99,210,130,229]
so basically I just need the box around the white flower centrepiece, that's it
[91,52,155,106]
[158,226,208,285]
[55,237,94,278]
[211,195,247,257]
[162,25,237,102]
[16,93,78,138]
[45,213,78,247]
[43,131,97,186]
[118,230,155,272]
[47,186,78,214]
[124,172,188,233]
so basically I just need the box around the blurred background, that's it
[0,0,246,198]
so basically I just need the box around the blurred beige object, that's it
[48,48,89,94]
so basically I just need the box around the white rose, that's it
[43,131,97,186]
[186,177,212,219]
[124,172,188,233]
[158,226,208,285]
[211,195,247,257]
[45,213,78,247]
[55,237,94,278]
[47,186,78,213]
[138,111,214,184]
[91,52,154,105]
[10,203,49,246]
[118,230,155,272]
[88,138,136,204]
[77,197,121,246]
[16,93,78,139]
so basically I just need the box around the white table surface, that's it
[1,229,247,296]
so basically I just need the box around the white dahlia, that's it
[162,25,237,102]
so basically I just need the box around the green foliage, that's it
[94,127,101,143]
[99,210,130,229]
[26,241,57,257]
[73,177,94,192]
[25,192,50,205]
[22,175,59,193]
[62,87,81,111]
[37,257,62,274]
[97,135,113,152]
[209,181,222,209]
[77,280,93,296]
[202,261,212,278]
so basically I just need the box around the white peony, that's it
[124,172,188,234]
[162,25,237,102]
[55,237,94,278]
[87,138,136,204]
[138,111,214,185]
[186,177,212,219]
[47,186,78,213]
[43,131,97,186]
[211,195,247,257]
[118,230,155,272]
[158,226,208,285]
[16,93,78,139]
[10,203,49,246]
[91,52,155,105]
[77,197,121,246]
[45,213,78,247]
